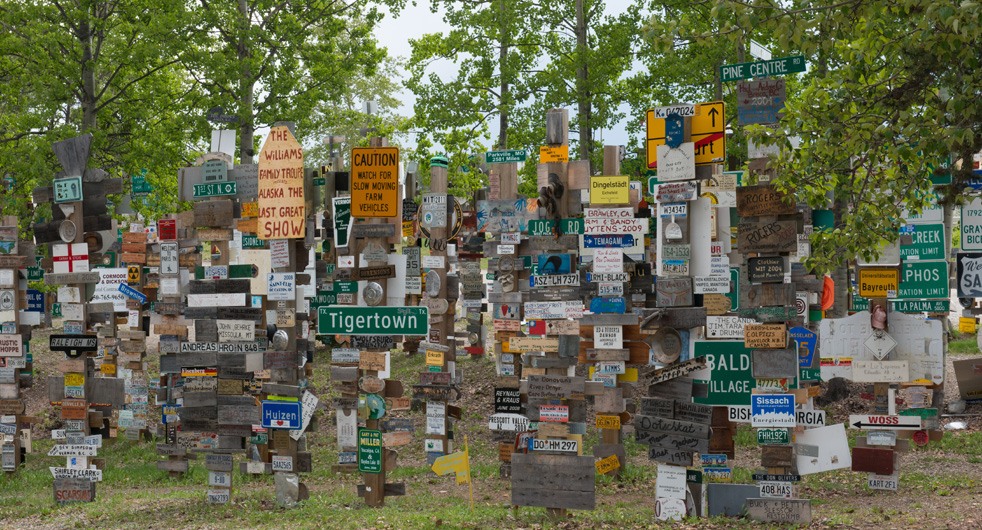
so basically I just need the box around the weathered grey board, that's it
[194,320,219,342]
[526,375,585,399]
[351,224,396,238]
[737,221,797,253]
[647,446,694,465]
[156,460,190,473]
[675,401,713,424]
[647,377,693,401]
[205,454,235,472]
[751,348,798,379]
[640,397,675,418]
[331,366,359,382]
[178,406,217,421]
[635,430,710,453]
[531,356,577,369]
[741,283,795,308]
[260,383,302,398]
[529,235,579,251]
[193,200,234,228]
[656,277,693,307]
[188,279,251,294]
[511,453,595,511]
[176,352,218,366]
[44,272,101,285]
[708,484,761,517]
[156,444,186,456]
[218,405,259,425]
[579,313,638,326]
[746,498,812,524]
[634,414,711,438]
[51,134,92,177]
[592,443,627,475]
[761,445,794,467]
[47,376,124,409]
[647,357,708,385]
[558,335,580,358]
[739,306,798,322]
[183,391,217,407]
[585,348,631,361]
[218,424,252,437]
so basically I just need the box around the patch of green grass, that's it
[921,431,982,455]
[948,335,980,355]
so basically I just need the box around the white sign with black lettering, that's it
[594,326,623,350]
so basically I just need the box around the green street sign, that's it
[313,177,326,186]
[486,149,527,164]
[528,218,584,236]
[800,368,821,381]
[693,342,755,406]
[242,235,266,248]
[27,266,44,281]
[890,299,949,313]
[896,261,948,299]
[358,429,382,473]
[757,428,789,445]
[53,176,83,203]
[132,174,152,196]
[311,291,337,309]
[334,281,358,294]
[900,223,945,260]
[318,306,428,335]
[720,55,806,82]
[52,303,62,317]
[192,181,237,198]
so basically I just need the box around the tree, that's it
[644,0,982,273]
[0,0,195,229]
[182,1,403,165]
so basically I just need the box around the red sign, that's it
[158,219,177,241]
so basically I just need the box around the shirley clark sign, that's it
[258,126,305,239]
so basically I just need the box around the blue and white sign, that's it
[26,290,44,312]
[583,235,635,248]
[261,400,302,429]
[590,296,626,314]
[750,394,795,428]
[267,273,296,301]
[117,283,147,304]
[788,327,817,368]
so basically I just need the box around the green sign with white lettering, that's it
[720,55,806,82]
[891,299,949,313]
[897,261,948,299]
[193,181,237,198]
[318,306,428,336]
[900,223,945,260]
[692,342,754,407]
[757,428,789,445]
[242,235,266,248]
[358,429,382,473]
[132,174,152,196]
[485,149,527,164]
[528,218,584,236]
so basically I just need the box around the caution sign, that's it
[858,268,900,298]
[647,101,727,168]
[258,126,306,239]
[351,147,399,218]
[690,101,726,166]
[127,266,140,285]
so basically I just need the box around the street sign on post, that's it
[318,306,428,336]
[351,146,399,218]
[646,101,726,168]
[486,150,527,164]
[720,55,807,82]
[193,181,236,199]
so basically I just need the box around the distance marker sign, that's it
[351,147,399,217]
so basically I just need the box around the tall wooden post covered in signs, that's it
[0,218,33,473]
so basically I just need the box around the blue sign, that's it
[261,400,302,429]
[750,394,795,427]
[590,296,626,314]
[583,235,635,248]
[26,290,44,312]
[117,283,147,304]
[665,114,684,148]
[537,253,571,274]
[789,326,817,368]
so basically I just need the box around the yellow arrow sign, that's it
[430,436,474,509]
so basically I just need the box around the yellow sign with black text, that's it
[590,176,630,204]
[858,268,900,298]
[351,146,399,218]
[539,145,569,163]
[646,101,726,168]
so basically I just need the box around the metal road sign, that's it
[720,55,806,82]
[193,181,237,198]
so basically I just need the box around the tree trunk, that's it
[80,13,97,132]
[238,0,255,164]
[575,0,592,171]
[497,0,509,151]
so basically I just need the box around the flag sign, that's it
[53,243,89,274]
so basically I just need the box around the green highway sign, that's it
[896,261,948,299]
[720,55,806,82]
[192,181,237,198]
[693,341,755,406]
[852,295,869,311]
[132,174,152,196]
[242,235,266,248]
[318,306,428,336]
[891,299,949,313]
[358,429,382,473]
[311,291,337,309]
[313,177,326,186]
[27,266,44,281]
[486,149,527,164]
[900,223,945,260]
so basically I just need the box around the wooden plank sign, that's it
[744,324,787,349]
[511,453,595,511]
[750,349,798,379]
[746,499,812,525]
[737,221,797,253]
[736,185,796,217]
[258,126,305,239]
[747,256,785,283]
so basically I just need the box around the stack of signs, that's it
[457,210,486,356]
[154,212,199,475]
[0,223,30,472]
[117,231,150,439]
[35,134,124,502]
[323,141,414,507]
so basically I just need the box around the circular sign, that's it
[425,270,441,297]
[359,375,386,394]
[912,429,929,446]
[58,220,77,243]
[271,329,289,350]
[420,197,463,240]
[366,393,386,420]
[363,282,384,306]
[651,327,683,363]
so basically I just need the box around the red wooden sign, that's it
[158,219,177,241]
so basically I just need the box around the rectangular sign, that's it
[720,55,806,82]
[358,429,383,473]
[351,147,399,217]
[318,306,428,336]
[751,394,795,427]
[261,400,302,429]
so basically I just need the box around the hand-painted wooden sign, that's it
[258,126,305,239]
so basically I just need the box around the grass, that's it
[948,334,980,356]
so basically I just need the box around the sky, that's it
[373,0,641,153]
